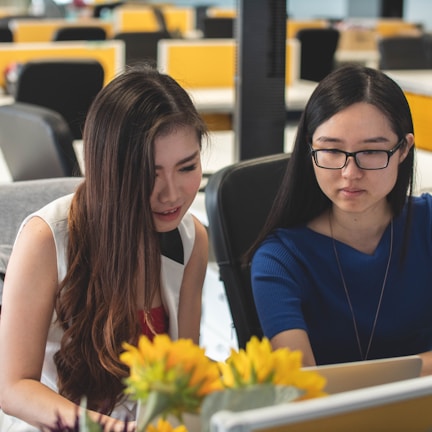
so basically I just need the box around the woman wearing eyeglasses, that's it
[250,64,432,375]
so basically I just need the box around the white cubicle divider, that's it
[210,375,432,432]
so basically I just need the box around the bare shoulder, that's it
[191,215,208,251]
[17,215,55,245]
[6,216,58,296]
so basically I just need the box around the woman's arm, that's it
[0,216,81,428]
[418,351,432,376]
[271,329,317,367]
[0,217,134,432]
[177,216,208,343]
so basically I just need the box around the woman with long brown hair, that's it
[0,64,209,431]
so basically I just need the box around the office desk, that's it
[188,80,317,114]
[385,70,432,152]
[211,375,432,432]
[386,70,432,95]
[335,49,379,68]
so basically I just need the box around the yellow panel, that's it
[113,5,194,36]
[11,19,114,42]
[113,6,159,32]
[376,20,420,37]
[206,7,237,18]
[201,113,232,130]
[286,41,295,85]
[0,41,124,88]
[160,40,297,89]
[164,42,236,88]
[253,394,432,432]
[405,92,432,152]
[286,19,328,39]
[162,7,195,35]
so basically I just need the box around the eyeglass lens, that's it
[314,150,389,169]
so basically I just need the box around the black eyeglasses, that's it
[310,139,404,170]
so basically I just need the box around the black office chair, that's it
[205,153,291,348]
[113,30,171,66]
[202,17,235,38]
[0,27,13,42]
[296,27,340,82]
[0,102,81,181]
[52,26,107,41]
[378,35,430,70]
[14,59,104,140]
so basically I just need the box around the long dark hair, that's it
[54,65,207,413]
[249,65,415,258]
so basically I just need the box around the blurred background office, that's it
[1,0,432,30]
[2,0,432,360]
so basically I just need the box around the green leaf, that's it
[78,398,103,432]
[136,391,173,432]
[200,384,302,432]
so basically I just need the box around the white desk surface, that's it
[188,80,317,114]
[335,49,379,69]
[0,79,316,114]
[385,69,432,97]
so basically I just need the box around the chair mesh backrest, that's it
[378,36,430,70]
[296,27,340,82]
[205,153,290,347]
[15,59,104,140]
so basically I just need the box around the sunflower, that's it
[120,334,222,429]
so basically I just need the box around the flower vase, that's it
[136,400,201,432]
[168,413,201,432]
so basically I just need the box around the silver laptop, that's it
[303,355,422,394]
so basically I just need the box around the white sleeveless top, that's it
[0,194,195,431]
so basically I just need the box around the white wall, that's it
[287,0,347,19]
[405,0,432,31]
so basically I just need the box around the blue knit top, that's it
[251,194,432,364]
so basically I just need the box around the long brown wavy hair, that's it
[53,65,207,413]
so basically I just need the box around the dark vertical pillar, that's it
[234,0,287,161]
[380,0,404,18]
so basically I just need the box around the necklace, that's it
[329,214,393,361]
